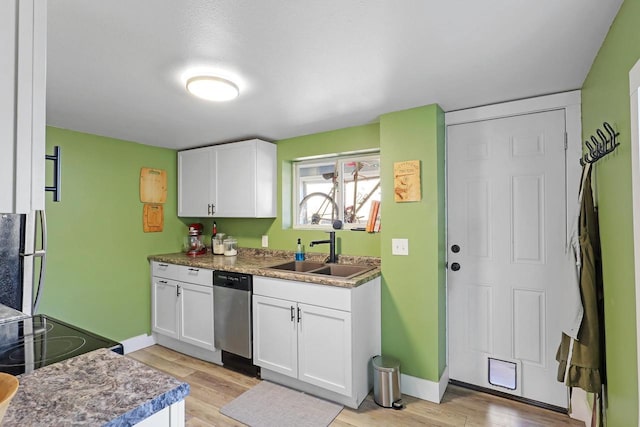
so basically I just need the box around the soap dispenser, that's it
[295,238,305,261]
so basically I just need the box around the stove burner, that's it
[0,314,123,376]
[0,336,87,367]
[27,322,55,336]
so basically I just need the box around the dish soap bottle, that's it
[295,238,305,261]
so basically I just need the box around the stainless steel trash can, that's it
[372,355,403,409]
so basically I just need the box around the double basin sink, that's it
[266,261,376,280]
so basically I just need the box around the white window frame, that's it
[293,152,380,230]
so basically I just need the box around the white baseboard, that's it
[401,366,449,403]
[569,388,593,424]
[154,334,222,365]
[120,334,156,354]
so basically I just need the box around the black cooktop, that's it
[0,314,123,376]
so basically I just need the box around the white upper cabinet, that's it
[0,0,46,214]
[177,146,216,217]
[178,139,276,218]
[215,139,276,217]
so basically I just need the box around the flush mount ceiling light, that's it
[186,75,239,102]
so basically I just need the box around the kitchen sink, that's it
[309,264,376,278]
[266,261,376,279]
[267,261,326,272]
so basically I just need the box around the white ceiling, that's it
[46,0,622,150]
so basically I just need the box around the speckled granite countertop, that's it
[3,348,189,426]
[0,303,28,324]
[149,248,381,288]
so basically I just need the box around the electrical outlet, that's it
[391,238,409,255]
[261,235,269,248]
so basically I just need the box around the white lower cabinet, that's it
[152,277,180,339]
[178,282,214,349]
[253,295,298,377]
[297,304,352,395]
[135,400,185,427]
[253,276,380,409]
[151,262,215,352]
[254,295,352,396]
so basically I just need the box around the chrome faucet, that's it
[309,231,337,263]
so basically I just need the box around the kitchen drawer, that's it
[177,265,213,287]
[253,276,350,312]
[152,262,179,280]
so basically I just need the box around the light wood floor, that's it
[128,345,584,427]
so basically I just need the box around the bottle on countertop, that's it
[213,233,226,255]
[295,238,305,261]
[211,221,217,252]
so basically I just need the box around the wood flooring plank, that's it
[173,354,260,389]
[127,345,585,427]
[185,416,217,427]
[127,348,196,378]
[184,395,244,427]
[184,372,249,410]
[141,344,184,361]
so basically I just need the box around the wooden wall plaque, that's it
[393,160,421,202]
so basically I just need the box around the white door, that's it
[152,277,179,340]
[179,282,215,350]
[297,303,352,396]
[447,110,569,407]
[177,146,216,217]
[253,295,298,378]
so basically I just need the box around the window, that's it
[294,154,381,229]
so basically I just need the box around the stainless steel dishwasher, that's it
[213,270,258,376]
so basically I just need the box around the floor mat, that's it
[220,381,343,427]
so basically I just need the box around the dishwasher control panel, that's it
[213,271,252,291]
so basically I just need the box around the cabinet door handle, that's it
[297,307,301,323]
[207,204,212,215]
[212,204,216,214]
[176,285,181,297]
[188,268,199,272]
[290,306,295,322]
[158,280,167,284]
[158,263,168,267]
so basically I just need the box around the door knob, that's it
[450,262,461,271]
[451,244,460,253]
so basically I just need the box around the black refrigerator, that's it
[0,211,46,315]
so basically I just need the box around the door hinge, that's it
[564,132,568,150]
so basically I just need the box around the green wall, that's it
[41,127,185,341]
[581,1,640,425]
[378,105,446,381]
[210,124,382,257]
[198,111,447,384]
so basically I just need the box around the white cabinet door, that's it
[177,139,276,218]
[215,140,257,217]
[179,282,214,350]
[0,0,46,214]
[297,303,352,396]
[253,295,298,378]
[178,146,216,217]
[152,277,180,340]
[0,0,18,213]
